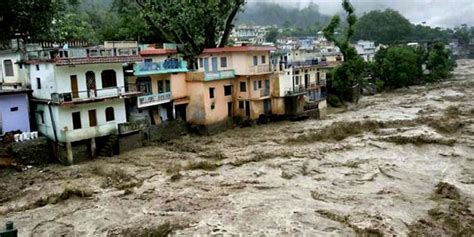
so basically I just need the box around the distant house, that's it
[353,40,376,62]
[25,41,142,164]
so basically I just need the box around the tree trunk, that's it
[219,0,244,48]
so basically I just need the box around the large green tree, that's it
[426,42,456,81]
[353,9,413,44]
[374,46,421,88]
[132,0,246,60]
[0,0,65,42]
[323,0,365,97]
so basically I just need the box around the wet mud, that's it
[1,60,473,236]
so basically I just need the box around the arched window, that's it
[105,107,115,122]
[101,70,117,88]
[4,60,13,76]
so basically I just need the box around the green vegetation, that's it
[354,9,413,44]
[323,0,366,97]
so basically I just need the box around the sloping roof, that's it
[54,55,142,66]
[140,48,178,56]
[202,46,276,54]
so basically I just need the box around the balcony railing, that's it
[50,87,130,104]
[285,82,326,96]
[288,59,319,68]
[134,59,188,76]
[26,47,139,61]
[60,123,117,143]
[118,119,150,135]
[248,64,272,74]
[260,88,270,97]
[204,69,236,81]
[137,92,171,108]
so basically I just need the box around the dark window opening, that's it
[105,107,115,122]
[209,87,215,99]
[88,110,97,127]
[165,80,171,92]
[38,111,45,124]
[240,81,246,92]
[4,60,13,76]
[158,80,164,93]
[261,55,266,64]
[72,112,81,129]
[239,101,244,109]
[101,70,117,88]
[10,107,18,112]
[224,85,232,96]
[211,103,215,110]
[253,56,258,66]
[221,57,227,68]
[36,64,40,71]
[258,80,262,89]
[227,102,233,117]
[36,77,41,89]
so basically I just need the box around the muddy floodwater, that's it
[1,60,474,236]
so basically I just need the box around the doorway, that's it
[88,110,97,127]
[70,75,79,98]
[245,101,250,117]
[211,57,218,72]
[86,71,96,97]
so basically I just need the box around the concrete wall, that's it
[0,93,30,134]
[30,63,56,99]
[197,51,271,75]
[0,52,28,86]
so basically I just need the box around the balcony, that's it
[134,59,188,76]
[50,86,139,105]
[137,92,171,108]
[204,69,236,81]
[26,47,139,61]
[59,123,117,143]
[118,119,150,135]
[288,59,319,68]
[248,65,272,74]
[284,82,325,96]
[260,88,270,97]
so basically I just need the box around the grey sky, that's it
[249,0,474,28]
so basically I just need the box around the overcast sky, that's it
[249,0,474,28]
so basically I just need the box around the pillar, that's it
[90,137,96,158]
[66,142,73,165]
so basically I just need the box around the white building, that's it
[26,43,141,164]
[353,40,376,62]
[230,25,269,45]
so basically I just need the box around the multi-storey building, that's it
[272,49,328,118]
[25,42,141,164]
[186,46,275,133]
[230,25,269,45]
[127,46,189,124]
[353,40,376,62]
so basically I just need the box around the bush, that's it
[327,94,343,107]
[375,79,385,92]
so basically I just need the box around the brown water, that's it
[1,60,473,236]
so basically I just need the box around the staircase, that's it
[98,134,118,157]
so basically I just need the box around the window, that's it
[220,57,227,68]
[3,60,13,77]
[72,112,81,129]
[101,70,117,88]
[239,101,244,109]
[165,80,171,92]
[211,103,215,110]
[36,78,41,89]
[227,102,233,117]
[294,76,299,85]
[253,56,258,66]
[158,80,164,93]
[224,85,232,96]
[36,64,40,71]
[253,81,258,90]
[261,55,266,64]
[199,58,203,68]
[10,107,18,112]
[144,58,153,63]
[105,107,115,122]
[240,81,246,92]
[258,80,262,89]
[209,87,215,99]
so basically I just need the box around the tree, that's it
[265,28,279,43]
[374,46,420,88]
[0,0,65,42]
[426,42,455,81]
[132,0,246,61]
[323,0,365,97]
[353,9,412,44]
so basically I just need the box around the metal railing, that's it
[26,47,139,61]
[134,59,188,76]
[51,87,124,104]
[204,69,236,81]
[260,88,270,97]
[248,64,272,74]
[118,119,150,135]
[137,92,171,108]
[288,59,319,67]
